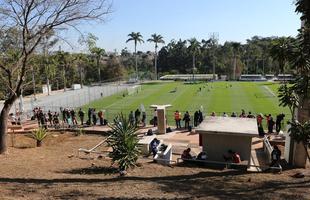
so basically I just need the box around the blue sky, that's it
[61,0,301,53]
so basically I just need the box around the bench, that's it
[154,143,172,165]
[138,135,156,155]
[177,158,249,170]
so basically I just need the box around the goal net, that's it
[127,85,142,95]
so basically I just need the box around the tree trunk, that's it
[37,140,42,147]
[233,56,237,80]
[303,143,310,162]
[192,54,195,82]
[63,67,66,92]
[47,78,50,95]
[213,55,216,80]
[0,98,15,154]
[297,98,310,123]
[135,44,138,80]
[97,56,101,84]
[32,68,37,100]
[79,65,83,88]
[155,46,158,80]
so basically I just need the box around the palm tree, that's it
[231,42,241,80]
[202,38,218,80]
[270,37,291,76]
[295,0,310,27]
[187,38,201,81]
[126,32,144,80]
[90,47,105,83]
[147,34,165,80]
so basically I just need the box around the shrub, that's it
[107,114,140,173]
[27,128,49,147]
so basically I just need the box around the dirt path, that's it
[0,133,309,200]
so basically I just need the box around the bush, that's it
[27,128,49,147]
[107,114,140,173]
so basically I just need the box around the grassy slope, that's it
[84,81,290,126]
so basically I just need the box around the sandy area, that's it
[0,133,309,200]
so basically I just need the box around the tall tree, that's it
[82,33,105,83]
[0,0,112,154]
[276,0,310,166]
[126,32,144,80]
[270,37,291,75]
[232,42,241,80]
[91,47,105,83]
[41,31,58,95]
[187,38,201,81]
[147,34,165,80]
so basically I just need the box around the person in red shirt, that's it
[265,114,271,127]
[223,150,241,163]
[257,114,263,127]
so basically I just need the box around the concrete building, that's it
[196,117,258,166]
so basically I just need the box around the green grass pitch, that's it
[84,81,290,128]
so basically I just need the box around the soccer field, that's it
[84,81,290,127]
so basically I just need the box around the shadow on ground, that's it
[61,166,118,175]
[0,169,309,200]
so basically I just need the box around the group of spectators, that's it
[174,110,204,129]
[128,108,147,127]
[85,108,107,126]
[30,106,286,136]
[31,107,60,129]
[30,107,109,129]
[210,109,285,135]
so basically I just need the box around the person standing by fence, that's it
[98,110,104,126]
[183,111,191,129]
[134,108,141,126]
[78,108,85,125]
[141,111,146,127]
[129,111,135,126]
[174,110,181,129]
[276,114,285,133]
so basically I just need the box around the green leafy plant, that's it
[278,84,299,120]
[27,128,49,147]
[107,113,140,174]
[288,120,310,161]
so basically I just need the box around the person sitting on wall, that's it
[223,150,241,163]
[270,145,281,167]
[247,112,255,118]
[181,148,193,160]
[150,138,160,157]
[231,112,237,117]
[239,109,246,118]
[197,151,208,161]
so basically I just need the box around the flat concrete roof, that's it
[196,117,258,137]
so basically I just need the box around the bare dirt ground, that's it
[0,133,309,200]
